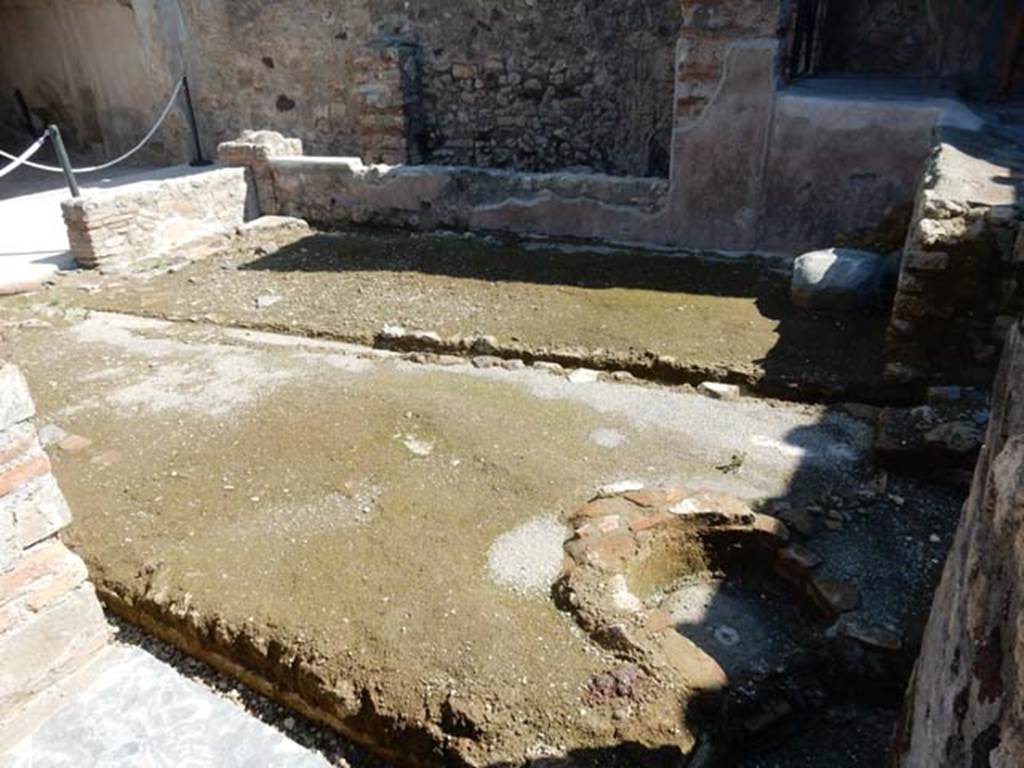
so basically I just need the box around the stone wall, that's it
[0,362,109,729]
[182,0,681,177]
[4,0,971,253]
[220,81,954,254]
[892,316,1024,767]
[61,166,249,273]
[383,0,680,176]
[0,0,679,177]
[219,132,667,244]
[884,127,1024,387]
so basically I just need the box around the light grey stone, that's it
[238,215,309,234]
[36,425,67,449]
[0,585,109,718]
[3,475,73,549]
[698,382,741,401]
[0,368,34,433]
[567,368,600,384]
[791,248,886,311]
[254,294,282,310]
[1,646,330,768]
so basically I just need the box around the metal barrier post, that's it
[48,125,80,198]
[181,76,212,166]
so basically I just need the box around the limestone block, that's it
[0,449,50,499]
[238,216,310,235]
[0,584,109,718]
[0,366,34,433]
[2,474,74,549]
[0,505,14,575]
[0,539,87,615]
[218,131,304,165]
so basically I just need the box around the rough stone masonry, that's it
[893,316,1024,767]
[0,361,109,731]
[884,126,1024,389]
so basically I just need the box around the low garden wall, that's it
[61,166,248,273]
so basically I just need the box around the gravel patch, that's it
[109,615,391,768]
[487,515,568,595]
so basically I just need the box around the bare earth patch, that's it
[54,229,891,399]
[0,307,920,765]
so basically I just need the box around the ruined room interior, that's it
[0,0,1023,766]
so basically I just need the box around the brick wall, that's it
[61,167,249,273]
[0,363,109,725]
[352,42,423,166]
[675,0,784,128]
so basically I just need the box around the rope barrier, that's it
[0,131,49,180]
[0,76,185,175]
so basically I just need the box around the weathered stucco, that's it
[893,316,1024,767]
[758,89,946,251]
[0,0,188,161]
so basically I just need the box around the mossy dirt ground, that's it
[0,228,952,765]
[1,302,889,765]
[60,229,890,398]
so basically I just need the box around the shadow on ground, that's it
[234,229,893,400]
[241,229,788,303]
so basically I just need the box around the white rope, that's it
[0,131,49,180]
[0,77,185,175]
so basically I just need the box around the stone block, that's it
[0,453,50,499]
[896,269,929,294]
[0,539,87,613]
[0,423,35,467]
[791,249,886,311]
[0,584,109,718]
[3,474,74,549]
[808,578,861,618]
[902,250,950,273]
[0,367,34,433]
[890,293,954,321]
[217,131,303,166]
[0,507,14,575]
